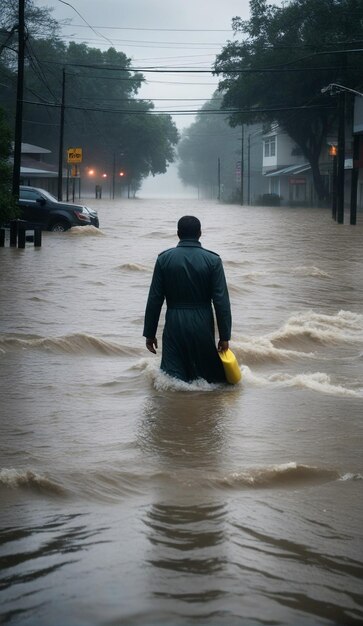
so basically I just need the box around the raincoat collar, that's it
[177,239,202,248]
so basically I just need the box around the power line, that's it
[22,99,335,115]
[60,23,233,32]
[57,0,114,46]
[59,36,227,46]
[37,59,359,73]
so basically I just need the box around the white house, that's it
[262,127,313,205]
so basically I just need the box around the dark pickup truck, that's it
[18,186,99,231]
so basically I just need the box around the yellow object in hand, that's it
[218,349,242,384]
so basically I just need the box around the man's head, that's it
[177,215,201,240]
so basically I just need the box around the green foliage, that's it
[215,0,363,201]
[0,108,18,224]
[0,0,60,39]
[178,93,241,200]
[0,5,179,191]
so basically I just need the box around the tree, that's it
[214,0,363,203]
[178,92,241,200]
[0,0,61,41]
[0,108,18,224]
[0,5,179,194]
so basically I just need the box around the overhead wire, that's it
[57,0,114,46]
[21,99,335,115]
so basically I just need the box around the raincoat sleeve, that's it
[143,258,165,338]
[211,257,232,341]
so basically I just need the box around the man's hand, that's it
[218,340,229,352]
[146,337,158,354]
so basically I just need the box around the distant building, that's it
[262,128,314,206]
[9,143,67,196]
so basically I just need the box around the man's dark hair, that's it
[177,215,201,239]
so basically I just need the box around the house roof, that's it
[19,143,51,154]
[265,163,311,177]
[20,166,58,178]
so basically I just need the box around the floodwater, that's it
[0,198,362,626]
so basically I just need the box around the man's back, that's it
[158,240,220,307]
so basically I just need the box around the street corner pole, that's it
[332,154,337,220]
[240,125,244,206]
[350,134,359,225]
[12,0,25,197]
[57,68,65,201]
[337,90,346,224]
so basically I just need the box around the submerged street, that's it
[0,198,362,625]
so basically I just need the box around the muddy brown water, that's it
[1,199,362,625]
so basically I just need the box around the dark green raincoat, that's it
[143,239,232,383]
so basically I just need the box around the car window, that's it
[20,189,41,201]
[39,190,57,202]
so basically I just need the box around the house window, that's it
[264,136,276,157]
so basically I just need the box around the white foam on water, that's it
[0,469,65,494]
[242,365,362,397]
[67,225,105,236]
[291,266,331,278]
[233,337,315,364]
[339,473,363,481]
[117,262,151,272]
[270,310,363,345]
[134,358,223,392]
[213,462,340,489]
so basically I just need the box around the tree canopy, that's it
[178,93,242,201]
[214,0,363,202]
[0,107,18,223]
[0,1,179,191]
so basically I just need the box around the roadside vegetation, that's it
[0,108,18,223]
[179,0,363,204]
[0,0,179,194]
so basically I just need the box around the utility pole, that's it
[12,0,25,197]
[112,152,116,199]
[336,90,345,224]
[350,133,359,225]
[217,157,221,200]
[57,68,65,201]
[331,151,337,220]
[247,133,251,205]
[240,125,244,205]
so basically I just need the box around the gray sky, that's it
[36,0,252,131]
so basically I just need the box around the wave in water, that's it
[67,225,105,236]
[212,462,341,489]
[0,333,142,356]
[134,354,360,398]
[270,310,363,347]
[233,337,315,364]
[117,262,151,272]
[0,469,65,495]
[242,366,362,397]
[232,310,363,365]
[291,265,331,278]
[240,265,331,283]
[133,358,223,392]
[2,464,361,502]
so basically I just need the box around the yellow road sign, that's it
[67,148,82,163]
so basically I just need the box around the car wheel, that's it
[49,220,70,232]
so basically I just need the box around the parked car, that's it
[18,186,100,231]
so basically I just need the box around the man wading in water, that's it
[143,215,232,383]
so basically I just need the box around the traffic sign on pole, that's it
[67,148,83,164]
